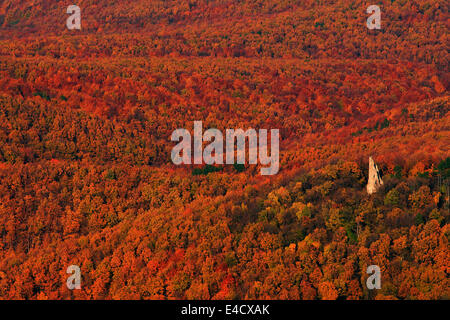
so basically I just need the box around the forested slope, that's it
[0,0,448,299]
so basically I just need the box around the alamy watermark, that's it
[171,121,280,175]
[366,265,381,290]
[67,5,81,30]
[367,5,381,30]
[66,265,81,290]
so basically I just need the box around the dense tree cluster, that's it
[0,0,448,299]
[0,156,448,299]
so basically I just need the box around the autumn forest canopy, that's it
[0,0,448,300]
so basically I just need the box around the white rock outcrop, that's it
[367,157,383,194]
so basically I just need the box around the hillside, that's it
[0,0,448,299]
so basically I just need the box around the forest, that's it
[0,0,448,299]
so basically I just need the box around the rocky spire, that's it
[367,157,383,194]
